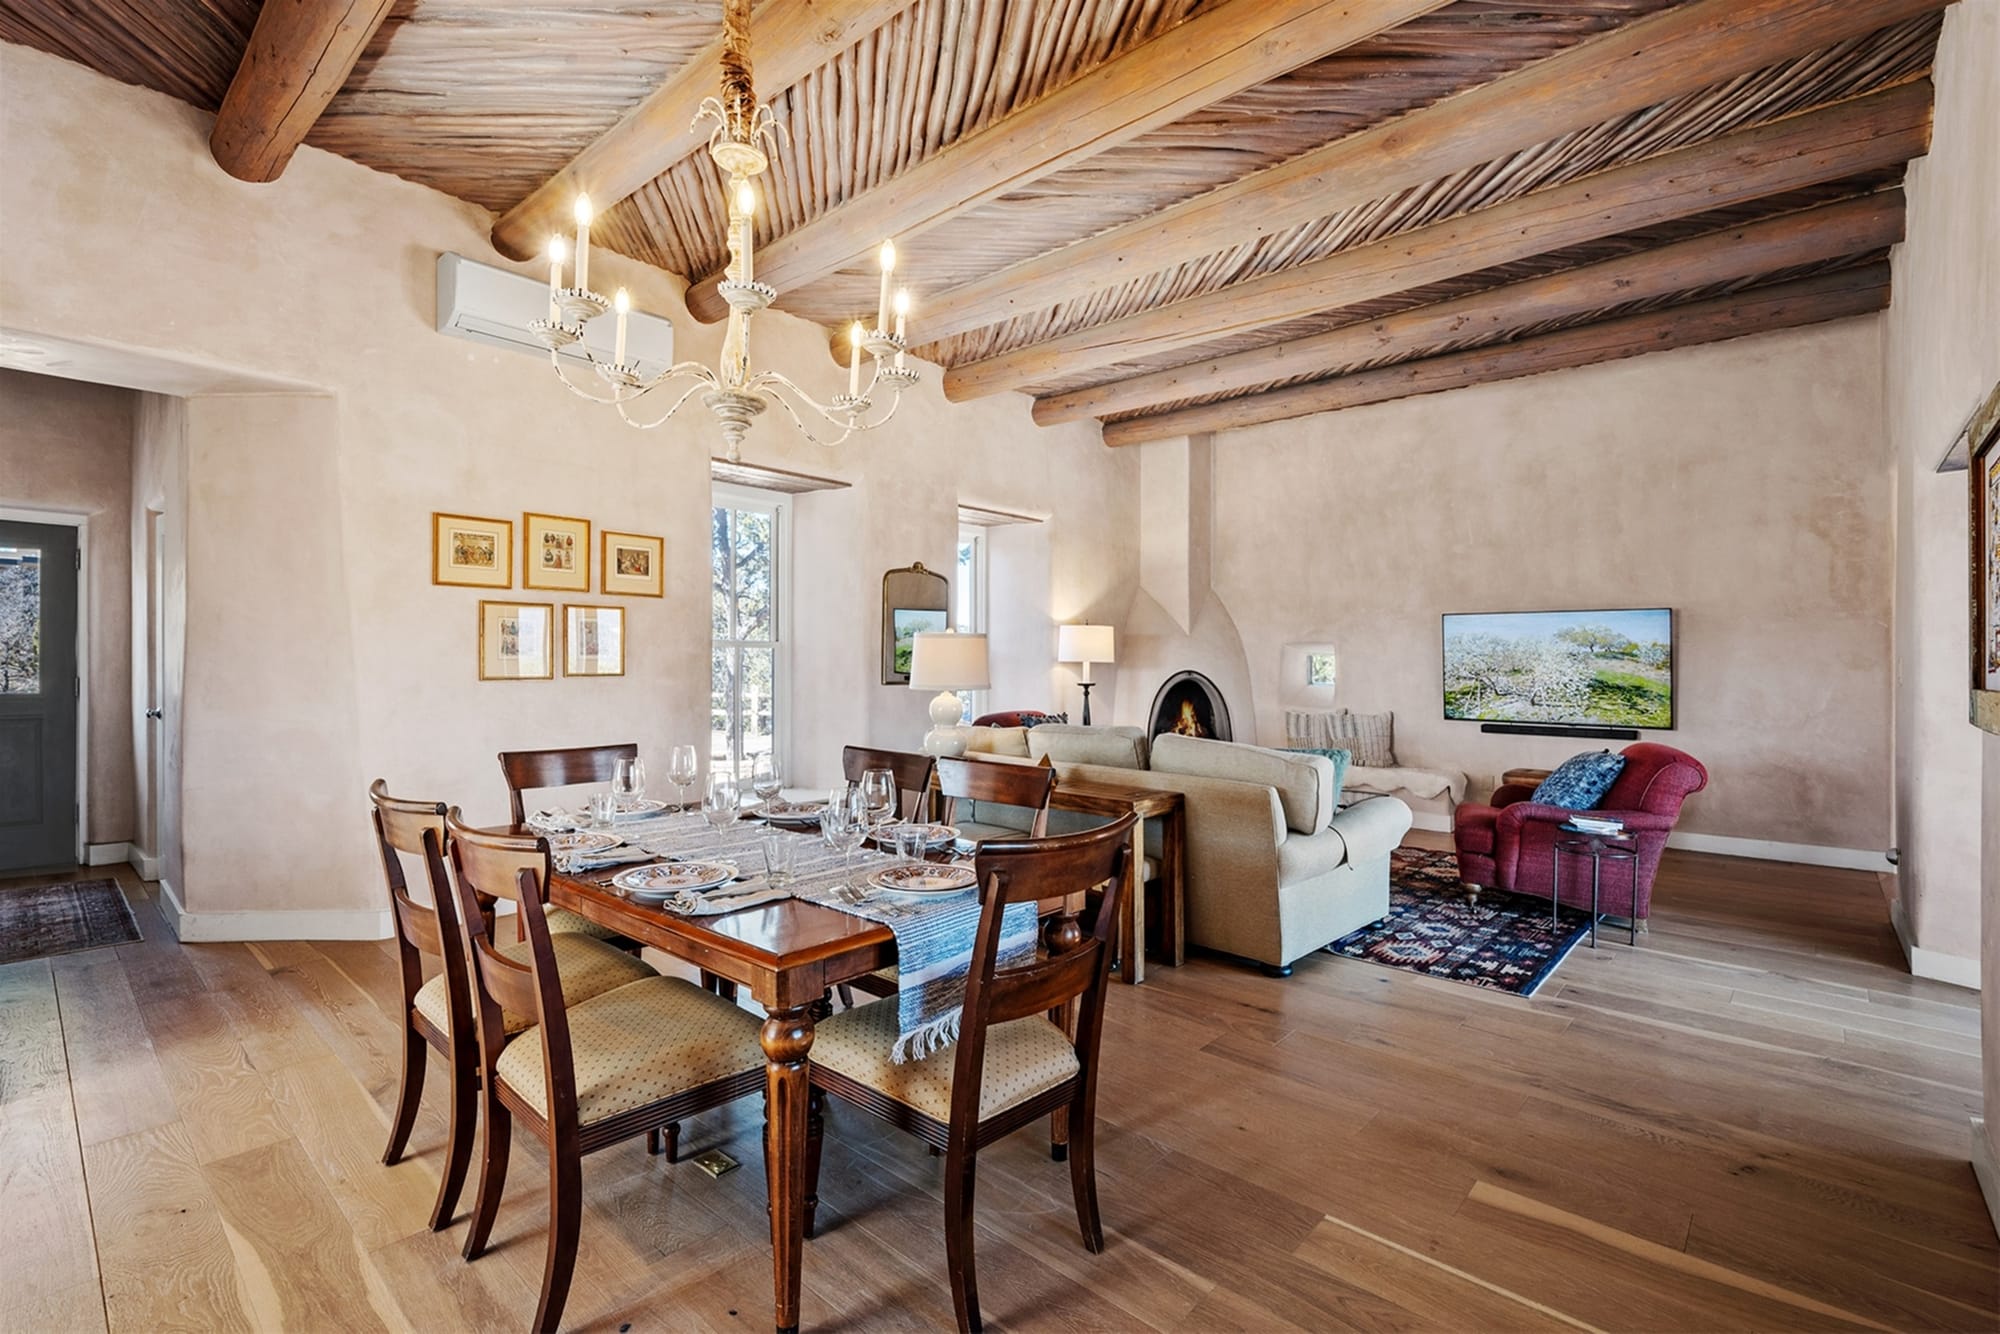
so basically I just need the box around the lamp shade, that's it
[1056,623,1115,666]
[908,632,990,691]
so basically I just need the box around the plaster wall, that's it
[0,369,136,843]
[131,393,187,890]
[0,43,1135,930]
[1187,317,1892,852]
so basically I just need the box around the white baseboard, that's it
[85,841,131,866]
[127,846,161,881]
[1973,1119,2000,1243]
[152,878,389,942]
[1889,898,1982,990]
[1664,829,1892,871]
[1409,811,1452,833]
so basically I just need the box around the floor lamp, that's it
[1057,624,1114,726]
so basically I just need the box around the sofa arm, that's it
[1497,802,1675,835]
[1328,796,1413,866]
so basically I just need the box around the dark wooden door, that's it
[0,520,80,871]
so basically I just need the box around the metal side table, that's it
[1552,825,1640,947]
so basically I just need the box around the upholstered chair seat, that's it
[542,905,627,942]
[415,931,654,1037]
[810,1000,1081,1123]
[494,976,763,1125]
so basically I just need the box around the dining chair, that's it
[445,811,766,1334]
[842,744,937,822]
[804,815,1135,1333]
[499,742,639,825]
[935,755,1056,838]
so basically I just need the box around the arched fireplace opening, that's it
[1148,671,1232,743]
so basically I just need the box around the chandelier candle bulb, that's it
[876,241,896,334]
[573,194,593,294]
[546,235,565,322]
[894,289,910,368]
[613,288,630,366]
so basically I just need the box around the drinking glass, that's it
[587,792,617,829]
[859,767,897,829]
[752,753,782,808]
[668,744,699,813]
[759,834,796,888]
[895,822,930,868]
[704,769,739,844]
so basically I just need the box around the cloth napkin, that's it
[558,845,655,873]
[664,884,792,915]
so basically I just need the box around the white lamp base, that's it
[922,689,967,757]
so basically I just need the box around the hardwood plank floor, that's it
[0,841,1991,1333]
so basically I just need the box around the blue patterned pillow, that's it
[1531,751,1626,810]
[1284,747,1350,806]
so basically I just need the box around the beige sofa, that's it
[962,725,1412,974]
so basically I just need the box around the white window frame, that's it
[711,484,791,780]
[955,524,989,719]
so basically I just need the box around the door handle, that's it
[145,708,163,720]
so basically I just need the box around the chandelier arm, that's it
[549,350,626,405]
[615,377,717,430]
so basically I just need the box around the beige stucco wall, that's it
[0,368,137,844]
[0,42,1135,930]
[1188,316,1892,852]
[1877,0,1996,1207]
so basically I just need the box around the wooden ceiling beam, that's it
[944,80,1931,401]
[919,0,1952,347]
[1099,264,1891,447]
[1034,189,1905,425]
[682,0,1453,324]
[209,0,396,183]
[488,0,909,263]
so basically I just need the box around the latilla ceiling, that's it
[0,0,1947,445]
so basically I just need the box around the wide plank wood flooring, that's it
[2,837,1993,1332]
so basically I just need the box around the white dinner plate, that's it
[607,798,670,821]
[759,800,826,827]
[867,863,978,898]
[612,861,738,900]
[865,823,960,849]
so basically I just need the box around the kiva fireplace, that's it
[1148,670,1232,743]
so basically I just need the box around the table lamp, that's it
[1056,623,1115,726]
[908,631,990,756]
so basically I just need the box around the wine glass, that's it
[668,744,698,813]
[704,769,739,844]
[752,753,782,808]
[834,790,868,869]
[611,757,639,812]
[627,757,647,808]
[859,767,897,830]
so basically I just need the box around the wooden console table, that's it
[1049,778,1184,984]
[1501,767,1553,791]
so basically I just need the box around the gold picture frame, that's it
[478,600,554,680]
[523,512,591,592]
[1967,378,2000,733]
[432,512,512,588]
[564,604,626,677]
[601,529,664,598]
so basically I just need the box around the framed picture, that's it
[1968,378,2000,733]
[601,529,664,598]
[523,512,591,592]
[1307,652,1336,686]
[564,604,625,677]
[478,600,554,680]
[432,512,512,588]
[891,608,949,677]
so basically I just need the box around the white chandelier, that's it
[530,0,918,461]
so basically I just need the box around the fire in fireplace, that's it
[1149,671,1232,743]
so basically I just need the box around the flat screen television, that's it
[1443,608,1674,729]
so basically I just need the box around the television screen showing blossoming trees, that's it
[1443,608,1674,728]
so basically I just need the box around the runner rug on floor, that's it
[1326,848,1592,997]
[0,878,142,965]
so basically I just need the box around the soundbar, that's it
[1479,722,1640,741]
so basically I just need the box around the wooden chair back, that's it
[499,742,639,824]
[935,755,1056,837]
[951,815,1135,1129]
[842,745,937,821]
[369,780,453,959]
[444,809,554,1059]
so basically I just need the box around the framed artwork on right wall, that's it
[1967,377,2000,734]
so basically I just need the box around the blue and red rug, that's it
[1325,848,1592,997]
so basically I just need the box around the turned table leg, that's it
[761,1007,815,1334]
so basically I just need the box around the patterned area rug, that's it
[0,878,142,965]
[1325,848,1591,997]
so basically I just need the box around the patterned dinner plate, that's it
[867,863,978,897]
[759,800,826,826]
[865,823,960,848]
[547,830,621,855]
[612,861,738,899]
[607,798,670,821]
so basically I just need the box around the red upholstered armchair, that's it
[1452,743,1708,921]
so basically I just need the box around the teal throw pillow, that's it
[1284,746,1349,807]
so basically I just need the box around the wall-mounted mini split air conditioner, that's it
[435,252,675,378]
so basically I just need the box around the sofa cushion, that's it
[1150,733,1335,835]
[1027,724,1148,770]
[964,726,1030,758]
[1532,750,1627,810]
[1283,747,1349,806]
